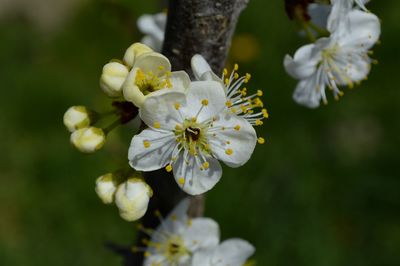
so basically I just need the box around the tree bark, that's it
[113,1,249,265]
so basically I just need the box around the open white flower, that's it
[137,12,167,52]
[142,198,220,266]
[115,177,153,222]
[191,55,268,128]
[128,80,257,195]
[122,51,190,108]
[192,239,255,266]
[284,9,380,108]
[100,43,153,98]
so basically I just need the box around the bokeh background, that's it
[1,0,399,265]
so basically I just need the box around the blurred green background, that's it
[1,0,399,265]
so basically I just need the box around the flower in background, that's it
[191,54,268,144]
[137,12,167,52]
[284,10,380,108]
[192,239,255,266]
[141,198,220,265]
[128,81,257,195]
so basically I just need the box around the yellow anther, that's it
[338,91,344,96]
[225,149,233,155]
[178,177,185,185]
[175,124,182,130]
[174,102,181,110]
[231,107,237,113]
[234,125,241,131]
[191,117,197,123]
[223,68,228,76]
[225,78,230,85]
[257,90,263,96]
[158,65,164,71]
[226,101,233,107]
[234,64,239,71]
[143,140,151,148]
[255,119,263,126]
[153,121,160,129]
[226,141,231,144]
[241,88,247,96]
[201,99,209,106]
[258,137,265,144]
[244,73,251,83]
[165,164,172,172]
[202,161,209,169]
[234,73,239,79]
[262,109,269,118]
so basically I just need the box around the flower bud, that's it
[115,177,153,222]
[70,127,106,153]
[100,62,130,98]
[123,42,153,67]
[95,173,118,204]
[63,106,92,132]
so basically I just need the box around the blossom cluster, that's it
[136,198,255,266]
[284,0,381,108]
[63,41,267,222]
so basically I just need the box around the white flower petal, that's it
[173,155,222,195]
[128,128,176,171]
[140,90,187,130]
[140,35,162,53]
[212,239,255,266]
[284,43,319,80]
[170,71,191,92]
[191,54,213,80]
[334,10,381,50]
[292,74,322,109]
[180,81,226,123]
[209,113,257,168]
[183,218,220,252]
[134,52,171,75]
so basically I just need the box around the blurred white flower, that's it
[122,51,190,108]
[63,106,92,132]
[70,127,106,153]
[192,239,255,266]
[137,12,167,52]
[115,177,153,222]
[128,80,257,195]
[284,10,380,108]
[142,198,220,266]
[95,173,118,204]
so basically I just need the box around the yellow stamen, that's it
[143,140,151,148]
[165,164,172,172]
[258,137,265,144]
[201,99,209,106]
[202,162,209,169]
[225,149,233,155]
[174,103,181,110]
[153,122,160,129]
[234,125,241,131]
[178,177,185,185]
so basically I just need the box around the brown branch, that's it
[124,1,249,265]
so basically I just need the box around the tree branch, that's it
[123,1,249,264]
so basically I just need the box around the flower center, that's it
[185,126,201,141]
[163,236,188,263]
[174,119,211,156]
[135,68,172,95]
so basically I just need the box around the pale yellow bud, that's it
[70,127,105,153]
[95,173,118,204]
[115,178,153,222]
[123,43,153,67]
[100,62,129,98]
[63,106,91,132]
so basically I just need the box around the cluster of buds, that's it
[95,171,153,221]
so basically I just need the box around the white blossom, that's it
[142,198,220,266]
[128,80,257,195]
[137,12,167,52]
[122,51,190,108]
[70,127,106,153]
[115,177,153,222]
[63,106,92,132]
[192,239,255,266]
[328,0,370,32]
[284,10,380,108]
